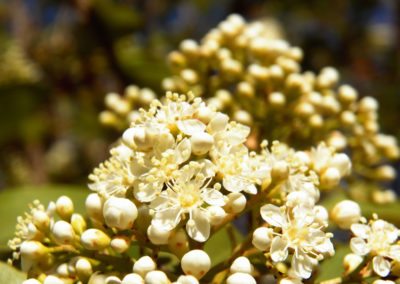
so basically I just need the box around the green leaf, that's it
[315,245,350,283]
[0,184,88,247]
[204,226,243,266]
[0,262,26,283]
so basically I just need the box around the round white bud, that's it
[71,213,87,235]
[207,206,226,225]
[321,167,341,188]
[190,132,214,155]
[230,256,252,274]
[233,110,252,125]
[81,229,111,250]
[176,275,199,284]
[226,272,256,284]
[207,113,229,133]
[76,258,93,280]
[85,193,103,222]
[111,236,130,253]
[224,193,246,214]
[145,270,169,284]
[122,273,144,284]
[56,195,74,220]
[252,227,273,251]
[313,205,329,227]
[271,160,289,181]
[106,276,122,284]
[52,220,75,245]
[168,229,189,258]
[23,280,41,284]
[359,96,378,113]
[20,241,47,260]
[195,106,214,124]
[181,69,198,84]
[43,276,64,284]
[139,88,156,106]
[133,256,156,277]
[122,127,137,148]
[331,200,361,229]
[268,92,285,107]
[180,39,198,56]
[338,85,358,103]
[147,225,171,245]
[103,197,138,230]
[181,250,211,279]
[32,210,50,231]
[330,153,351,176]
[374,165,396,181]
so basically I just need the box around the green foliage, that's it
[0,261,26,284]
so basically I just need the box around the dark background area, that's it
[0,0,399,190]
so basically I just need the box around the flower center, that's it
[179,190,200,209]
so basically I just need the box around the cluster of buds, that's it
[100,85,156,130]
[161,14,399,198]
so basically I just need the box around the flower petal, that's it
[270,236,288,262]
[350,224,371,239]
[201,188,225,206]
[389,245,400,261]
[152,206,181,231]
[372,256,391,277]
[350,237,370,256]
[260,204,286,227]
[177,119,206,136]
[134,181,163,203]
[175,138,192,164]
[186,208,210,242]
[291,251,315,279]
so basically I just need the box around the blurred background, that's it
[0,0,399,247]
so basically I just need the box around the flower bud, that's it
[81,229,110,250]
[338,85,358,103]
[207,206,226,225]
[195,106,214,124]
[180,39,198,56]
[331,200,361,229]
[320,167,340,188]
[252,227,273,251]
[106,276,122,284]
[71,213,87,235]
[343,253,363,274]
[237,82,254,98]
[226,273,256,284]
[32,210,50,231]
[111,236,131,253]
[374,165,396,181]
[145,270,169,284]
[176,275,199,284]
[230,256,252,274]
[208,113,229,133]
[268,92,286,107]
[56,195,74,221]
[233,110,252,125]
[133,256,156,277]
[340,111,356,126]
[122,273,144,284]
[224,193,246,214]
[43,276,64,284]
[190,132,214,155]
[372,189,397,204]
[147,225,171,245]
[330,153,351,176]
[76,258,93,281]
[372,280,395,284]
[168,229,190,258]
[85,193,103,222]
[181,250,211,279]
[23,280,41,284]
[52,220,75,245]
[359,96,378,113]
[271,160,289,181]
[103,197,138,230]
[314,205,329,227]
[122,127,137,148]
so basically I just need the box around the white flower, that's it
[259,204,334,279]
[350,219,400,277]
[150,161,224,242]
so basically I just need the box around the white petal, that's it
[177,119,206,136]
[152,206,181,231]
[350,237,370,256]
[389,245,400,261]
[244,183,257,195]
[207,113,229,133]
[186,208,210,242]
[175,138,192,164]
[351,224,371,239]
[260,204,286,227]
[372,256,391,277]
[223,175,245,193]
[134,181,163,203]
[202,188,225,206]
[291,251,314,279]
[270,236,288,262]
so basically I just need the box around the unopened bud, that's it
[343,253,363,274]
[43,276,64,284]
[81,229,110,250]
[338,85,358,103]
[237,82,254,98]
[111,236,131,253]
[76,258,93,281]
[122,273,144,284]
[374,165,396,181]
[226,273,256,284]
[230,256,252,274]
[331,200,361,229]
[207,113,229,133]
[224,192,246,214]
[71,213,87,235]
[23,280,41,284]
[321,167,341,188]
[133,256,156,277]
[147,225,171,245]
[233,110,252,125]
[268,92,286,107]
[52,220,75,245]
[145,270,169,284]
[330,153,351,176]
[32,210,50,231]
[85,193,103,222]
[56,195,74,221]
[106,276,122,284]
[207,206,226,225]
[103,197,138,230]
[271,160,289,181]
[176,275,199,284]
[190,132,214,155]
[252,227,273,251]
[168,229,190,258]
[181,69,198,85]
[181,250,211,279]
[359,96,378,113]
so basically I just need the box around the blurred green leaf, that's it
[0,184,87,247]
[204,226,243,266]
[0,262,26,283]
[315,245,350,283]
